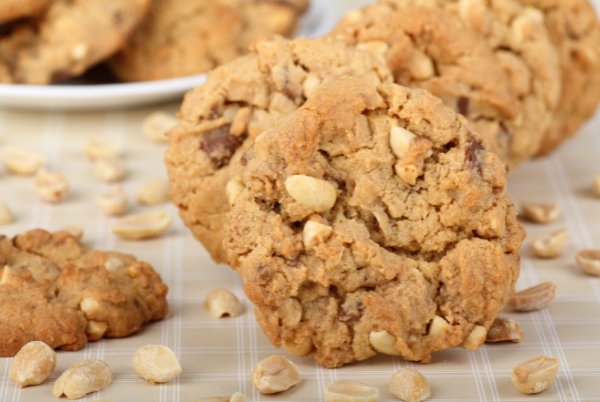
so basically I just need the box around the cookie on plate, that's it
[514,0,600,155]
[165,35,392,263]
[224,77,525,368]
[0,0,51,23]
[0,229,168,357]
[372,0,561,168]
[109,0,309,81]
[0,0,150,84]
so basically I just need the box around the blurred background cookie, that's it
[0,0,51,24]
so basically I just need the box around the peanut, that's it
[508,282,556,311]
[84,138,121,160]
[10,341,56,388]
[97,185,128,216]
[137,179,170,205]
[226,177,245,206]
[511,355,559,394]
[252,355,301,394]
[204,288,242,318]
[531,229,570,258]
[192,393,245,402]
[303,217,333,249]
[324,380,380,402]
[133,345,182,384]
[521,202,560,223]
[111,210,172,240]
[389,369,430,402]
[486,317,524,343]
[94,158,125,182]
[575,249,600,276]
[33,168,68,203]
[53,359,113,399]
[0,203,14,225]
[285,175,337,212]
[369,330,401,356]
[1,148,44,175]
[143,111,178,142]
[462,325,487,350]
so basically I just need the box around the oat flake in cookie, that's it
[165,35,392,264]
[224,77,525,368]
[0,229,168,357]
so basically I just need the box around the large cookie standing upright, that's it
[109,0,309,81]
[224,77,525,368]
[332,5,560,170]
[0,0,150,84]
[165,35,392,263]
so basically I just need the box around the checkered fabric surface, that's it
[1,1,600,401]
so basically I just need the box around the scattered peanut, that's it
[61,225,83,240]
[84,138,121,160]
[593,175,600,197]
[1,148,44,175]
[575,249,600,276]
[33,168,68,203]
[511,355,559,394]
[324,380,380,402]
[285,175,337,212]
[369,330,401,356]
[389,369,430,402]
[111,210,172,240]
[53,359,113,399]
[143,111,178,142]
[9,341,56,388]
[192,393,245,402]
[137,179,170,205]
[133,345,182,384]
[531,229,570,258]
[486,317,524,343]
[521,202,560,223]
[251,355,300,394]
[204,288,242,318]
[97,185,128,216]
[0,203,14,225]
[462,325,487,350]
[303,217,333,249]
[94,158,126,182]
[508,282,556,312]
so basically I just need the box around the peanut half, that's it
[389,369,430,402]
[0,203,14,225]
[575,249,600,276]
[1,148,44,175]
[369,330,401,356]
[111,210,172,240]
[531,229,570,258]
[324,380,380,402]
[204,288,243,318]
[97,185,128,216]
[133,345,182,384]
[285,175,337,212]
[84,138,121,160]
[143,111,178,142]
[486,317,524,343]
[10,341,57,388]
[508,282,556,312]
[137,179,170,205]
[521,202,560,223]
[462,325,487,350]
[94,158,126,182]
[511,355,559,394]
[192,393,245,402]
[33,168,68,203]
[251,355,300,394]
[53,359,113,399]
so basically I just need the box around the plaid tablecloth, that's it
[1,0,600,401]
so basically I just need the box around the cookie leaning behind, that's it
[109,0,309,81]
[0,229,169,357]
[165,35,392,264]
[224,77,525,368]
[0,0,150,84]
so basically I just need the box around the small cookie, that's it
[224,77,525,368]
[0,0,51,23]
[0,0,150,84]
[374,0,562,167]
[514,0,600,155]
[165,35,392,263]
[0,229,169,357]
[109,0,309,81]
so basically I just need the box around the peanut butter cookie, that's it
[109,0,309,81]
[0,0,51,23]
[223,77,525,368]
[165,35,392,263]
[0,229,168,357]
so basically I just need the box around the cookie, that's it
[109,0,309,81]
[0,229,169,357]
[0,0,150,84]
[165,35,392,264]
[333,4,560,170]
[0,0,51,23]
[514,0,600,155]
[223,77,525,368]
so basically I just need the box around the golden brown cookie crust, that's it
[165,35,393,264]
[224,77,525,368]
[109,0,309,81]
[0,0,51,23]
[0,229,168,357]
[0,0,150,84]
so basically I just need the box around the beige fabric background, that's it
[1,0,600,401]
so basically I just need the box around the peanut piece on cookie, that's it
[508,282,556,312]
[369,330,401,356]
[133,345,182,384]
[53,360,113,399]
[285,175,337,212]
[192,393,245,402]
[511,355,559,394]
[251,355,300,394]
[10,341,56,388]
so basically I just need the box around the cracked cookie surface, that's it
[0,0,150,84]
[165,35,392,263]
[109,0,309,81]
[223,77,525,368]
[0,229,168,357]
[333,5,559,170]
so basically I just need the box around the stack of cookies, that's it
[0,0,309,84]
[164,0,600,368]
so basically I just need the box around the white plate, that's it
[0,0,336,111]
